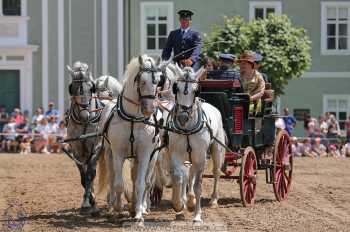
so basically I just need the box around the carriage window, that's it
[141,2,173,54]
[321,3,350,55]
[249,1,281,21]
[2,0,21,16]
[324,96,350,130]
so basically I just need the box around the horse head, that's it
[131,55,163,117]
[173,64,204,126]
[67,61,96,122]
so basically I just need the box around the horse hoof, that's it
[134,219,144,227]
[193,217,203,224]
[175,213,185,221]
[209,199,219,208]
[79,206,100,216]
[79,207,90,215]
[186,195,196,212]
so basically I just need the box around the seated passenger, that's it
[207,53,239,79]
[199,56,216,81]
[206,53,244,93]
[238,51,265,114]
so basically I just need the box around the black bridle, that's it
[174,71,198,116]
[68,74,101,125]
[134,65,161,101]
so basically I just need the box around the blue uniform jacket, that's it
[161,28,202,65]
[207,67,244,93]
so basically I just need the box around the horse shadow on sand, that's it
[22,207,151,230]
[23,197,275,230]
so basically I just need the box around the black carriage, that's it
[199,76,293,207]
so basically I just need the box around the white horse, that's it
[97,54,165,221]
[166,65,226,222]
[95,75,122,101]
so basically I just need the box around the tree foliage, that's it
[202,15,312,96]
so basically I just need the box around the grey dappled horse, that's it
[65,61,107,215]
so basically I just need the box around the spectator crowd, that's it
[290,111,350,159]
[0,102,67,154]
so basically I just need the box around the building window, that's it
[249,1,282,21]
[2,0,21,16]
[323,95,350,130]
[321,2,350,55]
[140,2,173,54]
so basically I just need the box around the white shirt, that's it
[181,27,190,35]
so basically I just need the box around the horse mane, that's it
[121,55,155,87]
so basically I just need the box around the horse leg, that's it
[142,151,158,213]
[186,165,196,212]
[78,164,93,215]
[170,154,185,219]
[111,154,125,214]
[107,147,115,209]
[193,161,205,223]
[84,157,99,215]
[209,142,224,207]
[134,155,150,221]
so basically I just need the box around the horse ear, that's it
[174,63,184,78]
[66,65,73,75]
[159,58,172,70]
[155,56,161,66]
[138,55,144,66]
[194,67,205,81]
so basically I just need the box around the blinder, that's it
[134,66,160,100]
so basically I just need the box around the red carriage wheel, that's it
[239,147,257,207]
[150,185,163,206]
[273,130,293,201]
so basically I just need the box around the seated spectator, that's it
[55,121,68,153]
[312,137,327,158]
[12,108,25,125]
[328,114,340,137]
[1,116,18,152]
[329,144,341,158]
[32,107,44,124]
[341,141,350,158]
[0,105,9,133]
[291,137,303,157]
[47,116,59,153]
[19,135,32,154]
[33,118,50,154]
[16,117,30,144]
[45,102,60,118]
[300,138,318,158]
[319,116,328,135]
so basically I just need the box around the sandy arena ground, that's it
[0,153,350,232]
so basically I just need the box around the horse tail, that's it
[96,146,109,195]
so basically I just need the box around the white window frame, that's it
[323,94,350,132]
[321,2,350,55]
[140,2,174,55]
[249,1,282,21]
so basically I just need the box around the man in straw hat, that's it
[238,50,265,114]
[162,10,202,71]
